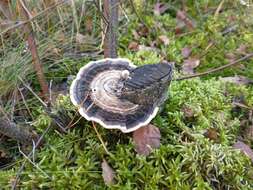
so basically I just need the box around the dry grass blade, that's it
[92,121,110,155]
[11,126,51,190]
[0,0,13,20]
[0,0,67,36]
[214,0,225,18]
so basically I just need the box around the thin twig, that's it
[233,102,253,110]
[67,116,83,129]
[18,144,50,178]
[175,53,253,81]
[11,126,51,190]
[10,89,18,121]
[65,91,91,129]
[18,88,34,120]
[18,77,47,107]
[92,121,110,155]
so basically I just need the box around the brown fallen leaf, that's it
[154,3,169,16]
[128,41,139,51]
[220,76,253,85]
[76,33,86,44]
[233,141,253,162]
[138,45,159,53]
[102,159,116,185]
[204,128,219,141]
[182,57,200,74]
[0,150,7,158]
[85,16,93,33]
[132,30,140,40]
[158,35,170,46]
[133,124,161,156]
[137,24,149,37]
[181,46,192,58]
[182,105,195,118]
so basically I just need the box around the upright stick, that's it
[103,0,119,58]
[19,0,49,101]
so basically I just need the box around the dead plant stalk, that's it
[19,0,49,101]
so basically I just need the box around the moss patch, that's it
[1,79,253,189]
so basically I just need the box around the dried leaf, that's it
[154,3,169,16]
[182,105,194,118]
[85,16,93,33]
[233,141,253,162]
[102,159,115,185]
[0,150,7,158]
[182,57,200,74]
[158,35,170,46]
[220,76,253,85]
[128,41,139,51]
[204,128,219,141]
[75,33,95,50]
[138,45,158,52]
[132,30,140,40]
[137,24,149,37]
[76,33,86,44]
[181,46,192,58]
[133,124,161,156]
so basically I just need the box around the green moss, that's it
[1,79,253,189]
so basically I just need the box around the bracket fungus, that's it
[70,58,173,133]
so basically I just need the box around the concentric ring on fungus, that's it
[70,58,161,133]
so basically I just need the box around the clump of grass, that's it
[0,45,32,96]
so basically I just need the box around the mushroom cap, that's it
[70,58,163,133]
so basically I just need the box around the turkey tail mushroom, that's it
[69,58,173,133]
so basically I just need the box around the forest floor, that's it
[0,1,253,189]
